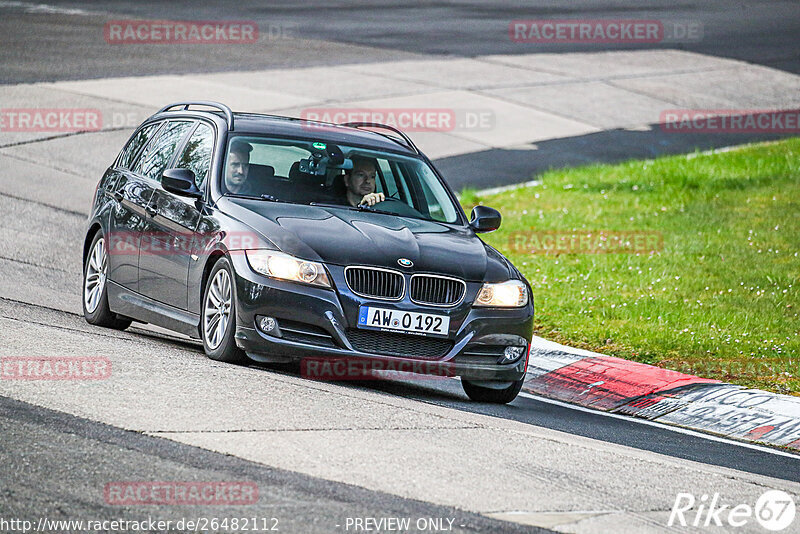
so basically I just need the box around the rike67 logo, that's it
[669,490,796,531]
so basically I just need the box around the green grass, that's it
[460,139,800,395]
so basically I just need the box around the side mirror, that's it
[162,168,202,199]
[469,205,501,233]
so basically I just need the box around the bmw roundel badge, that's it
[397,258,414,268]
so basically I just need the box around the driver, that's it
[342,156,384,207]
[225,141,252,195]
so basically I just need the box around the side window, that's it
[176,123,214,188]
[117,122,161,170]
[376,159,394,197]
[415,166,457,223]
[387,161,414,207]
[386,159,413,203]
[133,120,194,181]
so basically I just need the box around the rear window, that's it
[133,120,194,182]
[117,122,161,170]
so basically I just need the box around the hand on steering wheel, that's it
[359,192,385,206]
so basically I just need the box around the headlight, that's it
[245,250,331,288]
[473,280,528,307]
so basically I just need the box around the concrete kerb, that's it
[524,336,800,453]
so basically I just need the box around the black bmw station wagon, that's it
[82,101,534,403]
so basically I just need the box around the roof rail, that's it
[158,101,234,131]
[339,122,420,155]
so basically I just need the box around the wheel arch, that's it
[82,222,103,270]
[200,249,228,305]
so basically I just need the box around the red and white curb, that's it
[524,337,800,452]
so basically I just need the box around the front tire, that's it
[83,231,131,330]
[201,257,246,364]
[461,378,524,404]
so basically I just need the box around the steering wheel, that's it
[358,195,402,208]
[370,197,425,218]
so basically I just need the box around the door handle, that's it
[144,205,157,218]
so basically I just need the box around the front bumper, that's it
[230,254,534,382]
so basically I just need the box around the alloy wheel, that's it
[204,268,232,349]
[84,238,107,314]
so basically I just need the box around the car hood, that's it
[223,199,512,282]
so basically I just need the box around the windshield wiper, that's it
[308,201,396,216]
[231,194,289,203]
[308,201,355,210]
[260,194,286,202]
[353,204,397,216]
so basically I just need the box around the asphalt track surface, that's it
[0,395,542,534]
[1,0,799,83]
[1,296,798,533]
[1,2,799,533]
[2,1,799,190]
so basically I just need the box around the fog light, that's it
[258,315,277,334]
[499,346,525,364]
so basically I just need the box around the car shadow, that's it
[127,325,204,352]
[246,358,543,420]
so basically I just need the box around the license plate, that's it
[358,306,450,337]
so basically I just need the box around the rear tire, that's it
[83,231,132,330]
[201,257,246,364]
[461,378,524,404]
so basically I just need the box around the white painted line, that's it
[685,141,779,159]
[529,335,601,358]
[468,179,542,197]
[517,391,800,460]
[0,1,98,15]
[525,352,587,379]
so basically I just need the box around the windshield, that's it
[222,136,461,224]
